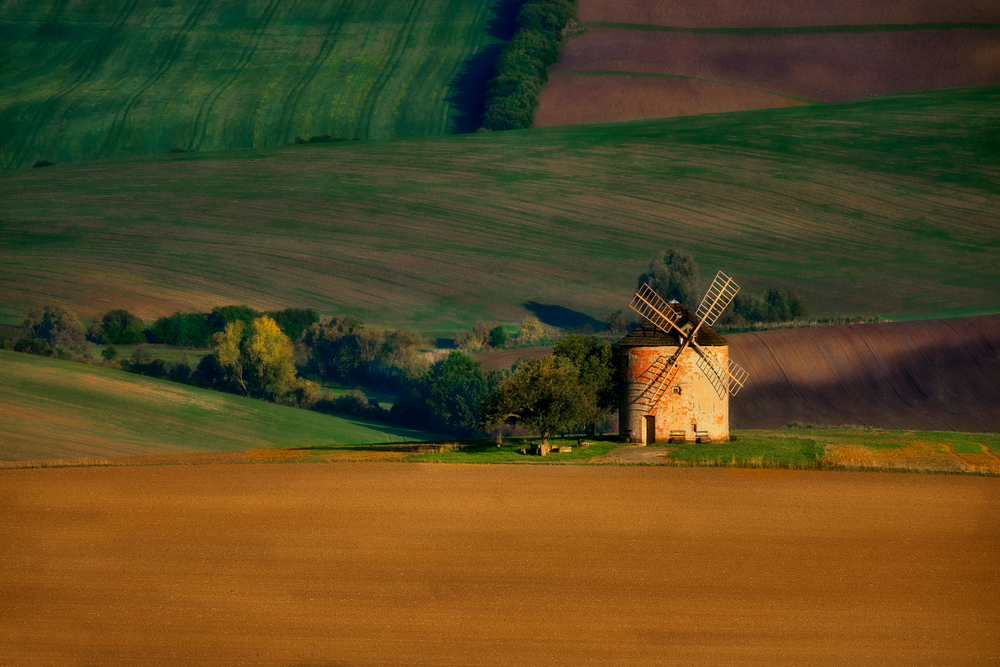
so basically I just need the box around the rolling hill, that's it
[0,349,442,462]
[728,315,1000,432]
[535,0,1000,127]
[0,0,510,173]
[1,86,997,331]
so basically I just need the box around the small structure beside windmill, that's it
[616,272,749,445]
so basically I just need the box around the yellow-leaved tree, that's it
[246,315,297,399]
[213,320,247,396]
[212,315,316,404]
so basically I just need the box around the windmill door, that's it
[644,415,655,445]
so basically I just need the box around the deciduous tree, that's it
[639,248,700,306]
[23,303,86,349]
[481,355,594,445]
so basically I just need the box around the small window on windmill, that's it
[672,386,682,395]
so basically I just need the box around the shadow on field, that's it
[525,301,606,331]
[446,0,522,133]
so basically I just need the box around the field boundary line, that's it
[552,70,818,103]
[583,22,1000,35]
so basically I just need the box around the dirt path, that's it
[1,463,996,665]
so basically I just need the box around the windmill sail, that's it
[636,352,683,408]
[696,271,740,327]
[630,283,683,335]
[696,352,749,398]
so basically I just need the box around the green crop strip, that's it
[0,0,511,172]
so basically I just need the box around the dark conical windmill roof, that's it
[615,304,729,347]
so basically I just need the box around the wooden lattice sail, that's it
[629,272,750,399]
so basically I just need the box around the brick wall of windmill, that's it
[619,345,730,444]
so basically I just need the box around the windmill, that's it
[616,272,749,444]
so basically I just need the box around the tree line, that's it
[481,0,577,131]
[2,301,620,443]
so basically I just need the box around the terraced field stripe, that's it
[190,0,286,151]
[101,0,214,157]
[5,0,141,170]
[276,0,348,140]
[583,22,1000,34]
[356,0,431,138]
[552,71,819,104]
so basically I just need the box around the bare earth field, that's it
[1,463,996,666]
[577,0,1000,29]
[547,28,1000,103]
[729,314,1000,431]
[534,74,805,127]
[541,0,1000,126]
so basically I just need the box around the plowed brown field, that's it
[1,463,997,666]
[578,0,1000,29]
[548,28,1000,104]
[730,314,1000,430]
[534,74,805,127]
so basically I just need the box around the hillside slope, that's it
[535,0,1000,126]
[1,87,998,329]
[0,0,507,172]
[0,349,441,462]
[729,315,1000,431]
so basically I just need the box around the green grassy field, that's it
[1,86,998,330]
[0,349,445,462]
[663,428,1000,473]
[0,0,509,173]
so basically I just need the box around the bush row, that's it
[95,306,320,346]
[480,0,576,131]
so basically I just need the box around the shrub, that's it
[148,312,213,346]
[516,315,544,343]
[391,352,499,434]
[490,325,509,348]
[266,308,319,341]
[32,160,56,168]
[90,309,145,344]
[638,248,699,306]
[23,303,86,348]
[317,389,389,420]
[480,0,577,131]
[14,336,51,356]
[101,346,119,361]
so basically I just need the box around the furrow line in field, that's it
[7,0,141,171]
[276,0,348,140]
[100,0,214,158]
[0,0,74,88]
[190,0,284,152]
[554,70,818,103]
[356,0,430,138]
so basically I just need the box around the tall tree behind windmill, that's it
[638,249,700,306]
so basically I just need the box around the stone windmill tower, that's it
[616,272,749,445]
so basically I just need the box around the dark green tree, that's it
[90,309,145,344]
[480,355,594,445]
[23,303,86,348]
[147,312,213,346]
[300,315,364,381]
[265,308,319,341]
[391,352,498,434]
[489,325,509,348]
[638,249,700,306]
[553,335,617,435]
